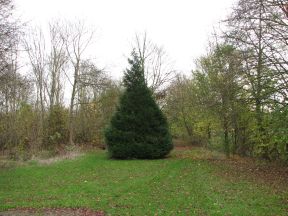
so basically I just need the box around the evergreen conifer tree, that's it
[105,51,173,159]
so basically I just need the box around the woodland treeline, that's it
[0,0,287,162]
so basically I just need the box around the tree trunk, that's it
[68,63,79,146]
[223,117,230,157]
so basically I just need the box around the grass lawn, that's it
[0,148,287,215]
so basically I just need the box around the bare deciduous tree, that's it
[0,51,31,113]
[77,60,107,103]
[23,27,47,140]
[0,0,19,76]
[48,21,67,109]
[63,21,94,145]
[224,0,288,108]
[224,0,273,133]
[133,33,176,94]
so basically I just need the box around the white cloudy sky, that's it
[15,0,237,79]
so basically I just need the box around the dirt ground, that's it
[174,146,288,193]
[0,208,105,216]
[211,155,288,192]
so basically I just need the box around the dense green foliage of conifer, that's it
[105,52,173,159]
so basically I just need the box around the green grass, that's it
[0,149,287,215]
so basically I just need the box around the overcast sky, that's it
[15,0,237,79]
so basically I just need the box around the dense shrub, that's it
[45,105,68,148]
